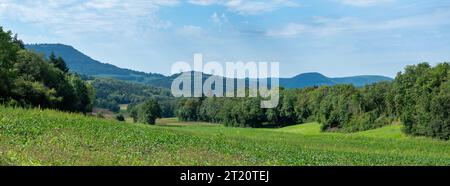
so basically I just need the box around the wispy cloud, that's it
[0,0,178,36]
[267,10,450,37]
[339,0,394,7]
[188,0,216,6]
[188,0,299,15]
[267,23,309,37]
[179,25,205,36]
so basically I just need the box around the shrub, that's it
[136,99,161,125]
[115,114,125,122]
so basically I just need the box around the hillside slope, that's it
[25,44,169,86]
[279,72,392,88]
[1,107,448,166]
[26,44,392,89]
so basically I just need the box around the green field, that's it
[0,107,449,166]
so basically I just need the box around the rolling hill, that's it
[25,44,170,87]
[279,72,392,88]
[25,44,392,89]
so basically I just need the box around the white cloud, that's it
[179,25,205,36]
[267,23,309,37]
[339,0,394,7]
[226,0,299,15]
[189,0,299,15]
[0,0,178,36]
[267,10,450,37]
[188,0,216,6]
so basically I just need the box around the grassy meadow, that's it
[0,107,449,166]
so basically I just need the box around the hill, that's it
[280,72,334,88]
[1,107,449,166]
[279,72,392,88]
[25,44,169,86]
[25,44,392,89]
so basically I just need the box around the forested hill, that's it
[26,44,392,88]
[25,44,169,87]
[279,72,392,88]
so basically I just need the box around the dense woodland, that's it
[176,63,450,140]
[91,78,175,117]
[1,27,449,140]
[0,27,94,113]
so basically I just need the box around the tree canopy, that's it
[129,99,161,125]
[0,27,94,113]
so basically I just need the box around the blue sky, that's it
[1,0,450,78]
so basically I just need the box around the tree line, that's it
[91,78,176,117]
[176,63,449,140]
[0,27,94,113]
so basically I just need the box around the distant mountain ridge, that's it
[279,72,392,88]
[26,44,170,87]
[25,44,392,89]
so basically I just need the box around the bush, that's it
[115,114,125,122]
[130,99,161,125]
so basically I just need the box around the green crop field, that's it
[0,107,449,166]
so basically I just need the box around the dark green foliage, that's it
[0,27,93,113]
[49,52,69,73]
[266,88,299,126]
[115,114,125,122]
[317,85,362,131]
[236,98,266,128]
[95,99,120,112]
[0,27,23,101]
[430,83,450,140]
[176,98,202,122]
[344,111,392,132]
[128,103,139,123]
[92,78,175,116]
[69,75,94,114]
[199,97,223,123]
[158,99,177,118]
[128,99,162,124]
[176,84,393,131]
[394,62,450,140]
[361,81,394,117]
[293,88,316,123]
[130,99,161,125]
[177,96,266,128]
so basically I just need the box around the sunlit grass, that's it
[1,107,449,166]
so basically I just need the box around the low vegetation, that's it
[1,107,449,166]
